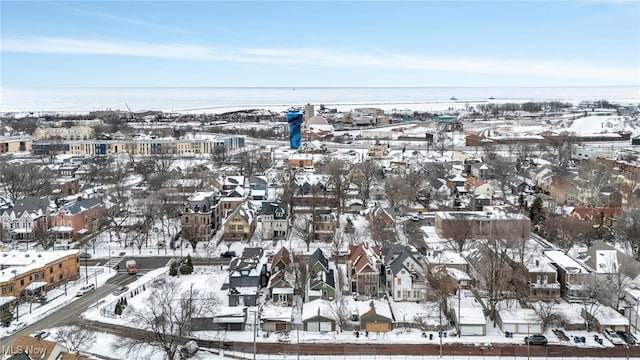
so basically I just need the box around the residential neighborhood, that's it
[1,99,640,359]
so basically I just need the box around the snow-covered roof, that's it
[544,250,593,274]
[356,300,392,319]
[302,298,334,321]
[498,309,539,324]
[261,303,293,322]
[0,250,79,282]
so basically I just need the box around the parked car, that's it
[79,252,92,259]
[616,330,637,345]
[112,286,129,296]
[604,328,626,345]
[221,251,236,258]
[8,322,27,334]
[32,330,50,339]
[524,334,548,345]
[76,283,96,297]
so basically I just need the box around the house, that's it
[0,196,51,242]
[260,201,289,241]
[357,300,393,332]
[465,177,494,200]
[48,197,103,241]
[496,309,543,334]
[510,250,561,302]
[308,249,336,301]
[544,250,594,301]
[180,191,222,243]
[381,243,428,302]
[348,243,382,297]
[426,250,470,274]
[345,199,365,214]
[302,299,337,332]
[312,208,337,241]
[308,269,336,301]
[225,248,268,306]
[571,207,625,229]
[367,205,396,228]
[288,153,313,169]
[212,306,247,331]
[508,176,535,195]
[223,176,245,191]
[367,144,389,159]
[220,186,247,217]
[268,268,295,306]
[430,266,473,295]
[248,176,268,201]
[271,247,291,273]
[449,290,487,336]
[469,163,491,180]
[260,302,293,332]
[223,201,257,241]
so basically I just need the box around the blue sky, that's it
[1,1,639,87]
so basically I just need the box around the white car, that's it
[76,283,96,297]
[603,328,626,345]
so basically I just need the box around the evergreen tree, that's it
[169,261,179,276]
[529,197,544,225]
[180,255,194,275]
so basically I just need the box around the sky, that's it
[1,1,639,88]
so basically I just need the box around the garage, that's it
[319,321,333,332]
[496,309,542,335]
[365,322,389,332]
[275,322,287,332]
[460,325,485,336]
[306,322,319,332]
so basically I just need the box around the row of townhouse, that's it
[30,136,245,156]
[0,196,103,243]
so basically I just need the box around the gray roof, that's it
[261,201,289,219]
[382,243,424,279]
[310,268,336,290]
[229,247,264,272]
[0,196,50,218]
[309,248,328,272]
[58,197,101,215]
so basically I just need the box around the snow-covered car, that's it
[603,328,626,345]
[112,286,129,296]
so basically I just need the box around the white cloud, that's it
[2,35,637,83]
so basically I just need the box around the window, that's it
[59,274,63,280]
[396,278,401,285]
[397,290,401,298]
[20,279,24,286]
[1,287,5,295]
[59,264,62,268]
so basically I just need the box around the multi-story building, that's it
[180,191,222,243]
[48,198,103,241]
[223,202,257,242]
[224,248,268,306]
[348,242,381,297]
[0,136,32,155]
[260,201,289,241]
[0,197,51,242]
[0,250,80,299]
[382,243,428,302]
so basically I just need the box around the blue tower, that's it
[287,109,304,150]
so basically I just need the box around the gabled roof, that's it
[261,200,289,218]
[228,201,257,224]
[309,248,328,272]
[271,247,291,269]
[229,247,264,274]
[349,243,381,274]
[248,175,268,185]
[11,335,62,359]
[57,197,101,215]
[310,268,336,291]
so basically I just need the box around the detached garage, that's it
[358,300,393,333]
[260,303,292,333]
[496,309,542,334]
[302,299,336,332]
[449,295,487,336]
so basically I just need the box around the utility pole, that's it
[457,283,461,338]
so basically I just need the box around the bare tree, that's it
[576,160,614,206]
[546,133,576,170]
[542,215,594,253]
[327,292,351,331]
[433,131,450,156]
[321,159,350,216]
[292,213,315,252]
[533,302,567,331]
[440,217,475,252]
[118,280,218,360]
[0,161,52,202]
[620,210,640,259]
[384,176,415,213]
[351,161,379,206]
[55,323,97,354]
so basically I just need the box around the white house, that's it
[382,243,428,302]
